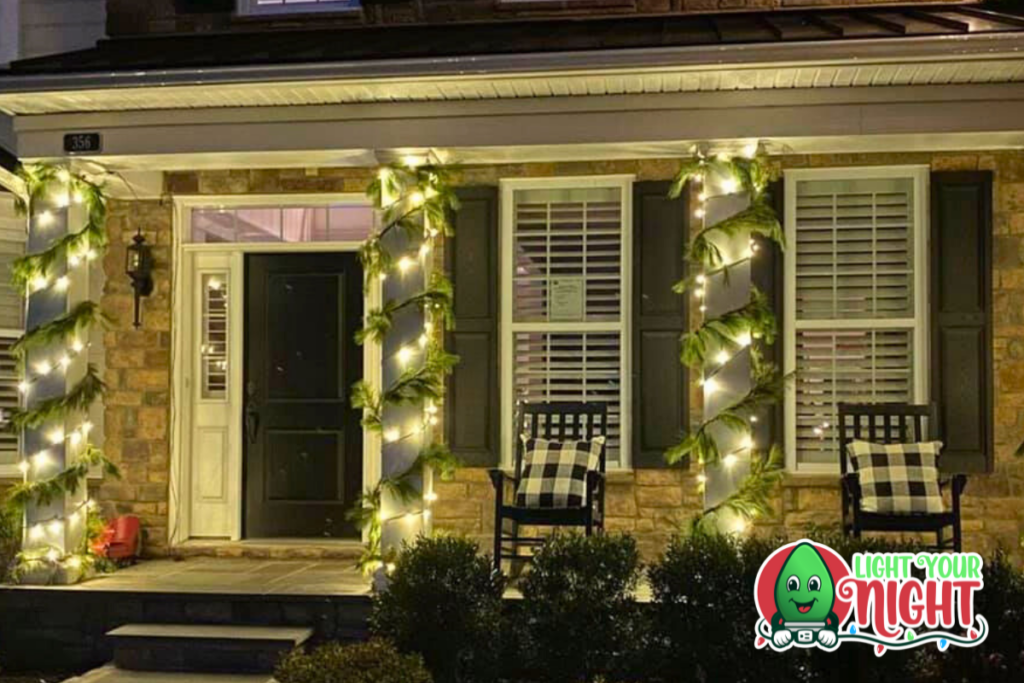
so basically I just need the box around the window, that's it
[0,193,24,474]
[784,168,929,472]
[188,204,373,244]
[501,177,632,469]
[237,0,361,16]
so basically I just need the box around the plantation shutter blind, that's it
[791,176,921,467]
[0,195,24,465]
[510,184,627,467]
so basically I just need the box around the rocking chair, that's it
[489,402,608,573]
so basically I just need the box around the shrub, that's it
[517,532,642,683]
[275,640,432,683]
[371,535,505,683]
[909,549,1024,683]
[0,505,20,583]
[647,528,808,683]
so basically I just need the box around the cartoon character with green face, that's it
[769,542,839,649]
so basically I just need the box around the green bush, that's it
[371,535,505,683]
[517,532,642,683]
[275,640,432,683]
[0,505,20,584]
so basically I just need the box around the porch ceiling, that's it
[1,5,1024,117]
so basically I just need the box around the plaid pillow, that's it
[846,440,945,515]
[515,437,604,509]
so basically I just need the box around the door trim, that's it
[169,194,382,545]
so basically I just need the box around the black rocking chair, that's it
[489,402,608,573]
[838,403,967,552]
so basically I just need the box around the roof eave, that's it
[2,30,1023,96]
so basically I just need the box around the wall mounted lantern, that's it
[125,228,154,329]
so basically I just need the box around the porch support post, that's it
[700,166,754,532]
[20,182,89,583]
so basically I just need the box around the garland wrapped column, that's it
[5,165,118,584]
[666,145,786,532]
[348,160,461,573]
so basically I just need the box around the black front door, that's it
[244,253,363,538]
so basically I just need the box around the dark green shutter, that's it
[632,181,689,468]
[930,171,994,473]
[445,186,500,467]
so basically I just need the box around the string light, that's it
[750,415,759,424]
[35,360,53,376]
[46,549,60,563]
[720,178,739,194]
[695,274,706,285]
[48,520,63,535]
[397,346,414,365]
[723,454,738,468]
[694,207,705,219]
[397,256,415,274]
[37,211,55,227]
[384,428,401,444]
[743,142,760,158]
[18,380,31,395]
[30,275,49,293]
[424,491,438,503]
[28,526,44,541]
[736,332,752,348]
[733,518,749,534]
[697,474,707,484]
[17,461,29,475]
[32,451,50,469]
[71,339,84,353]
[694,287,705,299]
[54,276,70,292]
[701,377,720,395]
[715,350,730,365]
[48,428,65,445]
[419,244,431,259]
[739,435,754,451]
[410,192,425,207]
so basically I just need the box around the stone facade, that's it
[93,200,174,555]
[105,0,970,37]
[85,151,1024,563]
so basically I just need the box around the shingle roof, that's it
[5,3,1024,76]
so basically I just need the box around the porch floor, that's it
[20,557,372,597]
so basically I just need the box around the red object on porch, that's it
[93,516,142,561]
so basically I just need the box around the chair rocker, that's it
[489,402,608,573]
[838,403,967,552]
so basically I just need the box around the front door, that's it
[243,253,363,538]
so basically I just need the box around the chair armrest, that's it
[488,468,519,489]
[938,473,967,491]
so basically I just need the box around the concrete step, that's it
[65,663,274,683]
[107,624,313,674]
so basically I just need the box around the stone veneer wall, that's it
[93,200,174,555]
[85,152,1024,561]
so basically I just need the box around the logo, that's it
[753,540,988,656]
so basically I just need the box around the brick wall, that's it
[105,0,972,37]
[93,151,1024,562]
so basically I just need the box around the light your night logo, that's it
[753,540,988,656]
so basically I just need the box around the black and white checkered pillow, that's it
[846,440,945,515]
[515,437,604,509]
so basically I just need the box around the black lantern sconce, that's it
[125,228,154,329]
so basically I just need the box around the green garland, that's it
[5,446,119,510]
[3,163,120,581]
[348,162,462,573]
[5,363,105,431]
[11,301,108,360]
[666,149,788,529]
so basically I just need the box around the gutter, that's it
[1,31,1024,95]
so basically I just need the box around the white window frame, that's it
[784,166,930,475]
[237,0,362,17]
[499,175,634,471]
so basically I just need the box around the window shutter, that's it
[445,186,500,467]
[632,181,688,469]
[751,181,785,454]
[930,171,993,473]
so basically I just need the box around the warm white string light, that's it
[17,339,91,396]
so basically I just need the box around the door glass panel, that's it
[190,204,373,244]
[201,273,229,400]
[267,274,341,400]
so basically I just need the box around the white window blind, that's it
[786,172,926,470]
[504,181,631,468]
